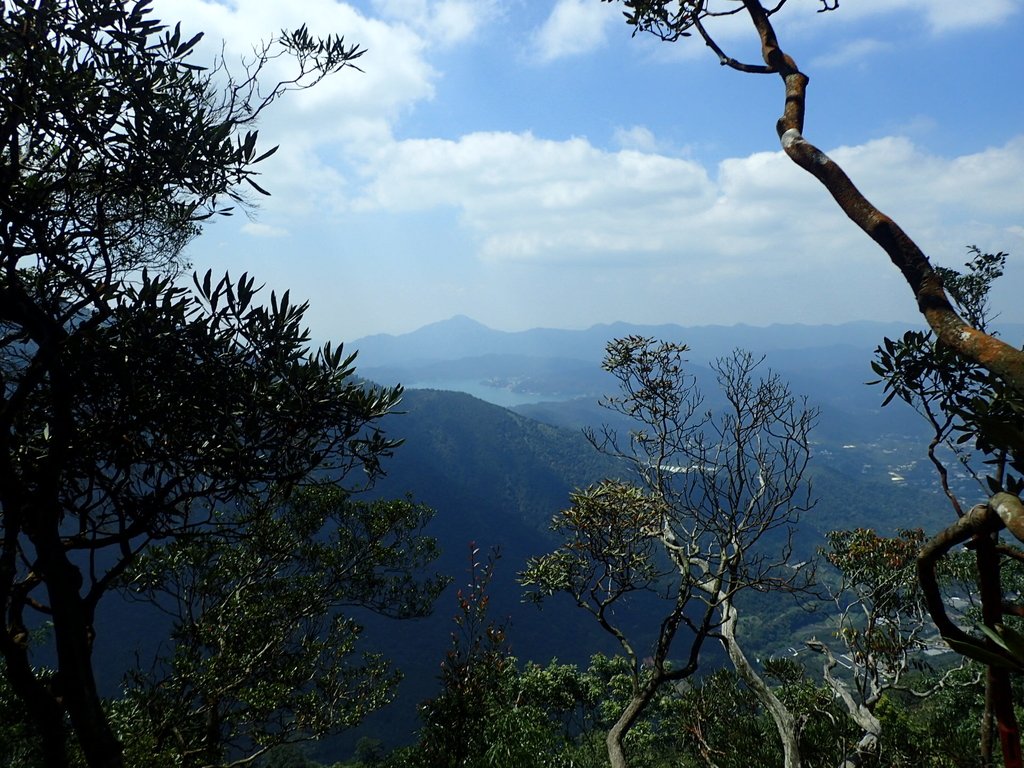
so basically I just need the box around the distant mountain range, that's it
[350,315,942,370]
[348,316,940,437]
[349,315,1024,442]
[347,316,978,410]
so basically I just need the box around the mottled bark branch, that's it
[694,15,774,73]
[806,639,881,767]
[606,680,659,768]
[918,504,999,648]
[720,592,801,768]
[739,0,1024,395]
[915,502,1021,766]
[991,493,1024,543]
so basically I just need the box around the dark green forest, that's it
[3,3,1024,768]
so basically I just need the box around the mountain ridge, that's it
[345,316,952,371]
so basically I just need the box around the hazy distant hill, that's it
[348,317,949,414]
[348,313,946,374]
[350,315,934,371]
[372,388,618,534]
[350,317,1024,410]
[329,387,628,754]
[350,315,1024,446]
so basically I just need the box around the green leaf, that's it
[994,623,1024,661]
[246,177,271,196]
[253,145,280,164]
[946,635,1024,671]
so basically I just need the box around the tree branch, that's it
[740,0,1024,395]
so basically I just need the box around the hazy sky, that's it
[153,0,1024,342]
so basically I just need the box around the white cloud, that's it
[810,37,891,69]
[613,125,660,153]
[149,0,439,154]
[150,0,445,217]
[890,0,1016,33]
[826,136,1024,228]
[149,0,1022,337]
[370,0,498,46]
[792,0,1018,36]
[347,129,1024,292]
[241,222,289,238]
[354,131,716,262]
[648,0,1019,64]
[532,0,620,63]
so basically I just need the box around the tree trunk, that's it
[983,679,996,767]
[36,535,124,768]
[977,536,1023,768]
[606,679,661,768]
[0,639,70,768]
[807,639,881,768]
[719,594,801,768]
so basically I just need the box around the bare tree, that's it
[522,337,816,768]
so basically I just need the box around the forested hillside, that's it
[319,372,952,758]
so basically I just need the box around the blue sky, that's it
[154,0,1024,342]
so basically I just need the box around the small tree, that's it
[0,3,383,767]
[405,546,590,768]
[117,487,446,767]
[523,338,816,768]
[408,546,511,768]
[523,479,701,768]
[810,527,975,766]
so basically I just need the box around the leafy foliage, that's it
[0,3,390,766]
[824,528,929,666]
[116,487,446,766]
[402,545,509,767]
[521,480,666,609]
[870,247,1024,766]
[871,248,1024,499]
[399,548,590,768]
